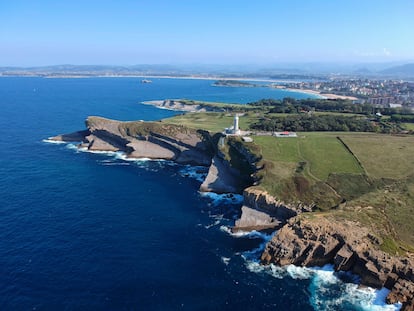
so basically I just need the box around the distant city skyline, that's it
[1,0,414,66]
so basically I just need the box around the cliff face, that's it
[261,216,414,311]
[50,116,248,194]
[199,156,242,193]
[51,116,212,166]
[233,187,313,232]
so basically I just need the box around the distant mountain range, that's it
[1,63,413,79]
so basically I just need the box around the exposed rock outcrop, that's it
[50,116,212,166]
[49,116,245,193]
[261,216,414,310]
[233,187,313,231]
[199,156,242,193]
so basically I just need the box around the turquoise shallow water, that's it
[0,77,400,310]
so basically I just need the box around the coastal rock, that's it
[233,187,312,231]
[199,156,241,193]
[260,216,414,310]
[50,129,90,142]
[243,187,312,218]
[50,116,250,195]
[50,116,212,166]
[233,205,281,232]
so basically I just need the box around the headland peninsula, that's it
[50,97,414,310]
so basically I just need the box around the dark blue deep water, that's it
[0,77,399,310]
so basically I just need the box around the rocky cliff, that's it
[51,116,212,166]
[261,216,414,310]
[233,187,313,232]
[50,116,247,193]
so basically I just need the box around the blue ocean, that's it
[0,77,400,310]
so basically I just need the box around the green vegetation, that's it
[118,120,197,137]
[250,114,379,132]
[163,112,257,132]
[177,99,258,111]
[298,133,363,180]
[213,80,258,87]
[248,97,414,117]
[339,134,414,179]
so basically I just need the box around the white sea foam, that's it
[200,192,243,207]
[286,264,315,280]
[100,162,130,166]
[244,260,402,311]
[220,225,270,239]
[308,265,401,311]
[221,257,231,265]
[178,165,207,182]
[66,143,81,151]
[65,144,161,164]
[231,230,273,240]
[42,139,67,144]
[204,220,221,229]
[219,225,233,235]
[310,271,402,311]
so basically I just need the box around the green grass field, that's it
[340,134,414,179]
[298,133,364,180]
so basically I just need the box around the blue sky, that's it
[1,0,413,66]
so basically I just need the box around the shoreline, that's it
[284,87,358,100]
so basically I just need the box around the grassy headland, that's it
[162,99,414,254]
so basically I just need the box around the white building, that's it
[233,115,241,135]
[224,114,242,135]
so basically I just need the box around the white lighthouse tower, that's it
[233,114,241,135]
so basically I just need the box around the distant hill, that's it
[380,63,414,76]
[352,67,372,75]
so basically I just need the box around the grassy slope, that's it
[163,112,414,253]
[339,134,414,250]
[164,112,258,133]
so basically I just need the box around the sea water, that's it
[0,77,400,310]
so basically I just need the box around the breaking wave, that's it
[244,261,401,311]
[199,192,243,207]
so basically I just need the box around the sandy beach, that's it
[284,88,358,100]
